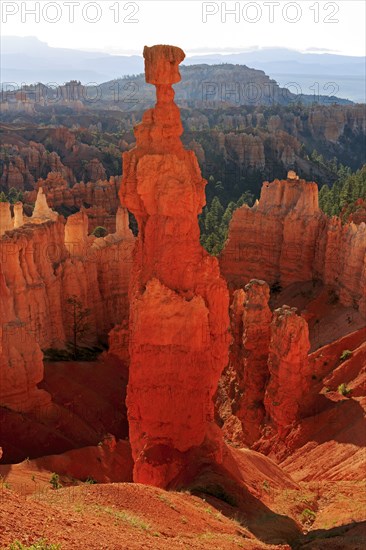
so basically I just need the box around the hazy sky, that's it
[1,0,365,57]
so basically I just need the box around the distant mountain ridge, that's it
[2,64,353,109]
[97,64,353,108]
[1,36,365,102]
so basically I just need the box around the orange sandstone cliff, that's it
[217,172,365,454]
[237,280,272,444]
[120,45,230,488]
[220,171,366,318]
[0,259,51,412]
[264,306,311,437]
[1,201,134,350]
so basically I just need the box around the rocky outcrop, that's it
[0,188,58,236]
[308,104,366,143]
[64,209,90,257]
[82,206,117,235]
[13,202,24,228]
[220,172,366,318]
[1,218,68,349]
[0,203,13,235]
[219,284,315,447]
[0,141,74,190]
[264,306,311,437]
[237,280,272,444]
[121,45,230,488]
[23,175,121,233]
[31,187,58,222]
[24,175,120,212]
[0,196,134,365]
[223,133,265,168]
[220,173,321,286]
[0,125,116,192]
[0,259,51,412]
[315,218,366,317]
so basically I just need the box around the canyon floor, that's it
[1,464,365,549]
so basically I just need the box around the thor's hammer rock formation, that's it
[120,45,230,487]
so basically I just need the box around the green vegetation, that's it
[338,383,352,396]
[199,190,254,255]
[93,505,152,531]
[43,343,103,362]
[0,187,24,204]
[319,165,366,219]
[157,493,178,511]
[340,350,353,362]
[0,474,11,489]
[65,296,91,360]
[49,473,62,490]
[199,165,365,256]
[92,226,108,238]
[301,508,316,524]
[83,476,97,484]
[8,541,61,550]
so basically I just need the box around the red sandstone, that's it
[120,45,230,487]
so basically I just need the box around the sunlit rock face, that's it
[264,306,311,437]
[220,173,366,318]
[0,192,134,414]
[0,256,51,412]
[120,45,230,488]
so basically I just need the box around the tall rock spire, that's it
[120,45,230,487]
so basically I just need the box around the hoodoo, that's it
[120,45,230,487]
[264,306,311,436]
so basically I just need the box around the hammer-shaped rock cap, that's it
[143,44,185,85]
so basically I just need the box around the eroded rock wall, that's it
[220,174,366,317]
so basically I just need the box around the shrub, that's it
[83,477,97,484]
[8,540,61,550]
[270,281,282,294]
[49,473,62,490]
[43,344,103,362]
[42,348,70,362]
[340,349,352,362]
[338,383,352,396]
[92,226,108,238]
[301,508,316,524]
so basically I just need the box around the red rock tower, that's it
[120,45,230,487]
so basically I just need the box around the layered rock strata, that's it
[237,280,272,444]
[264,306,311,437]
[120,45,230,487]
[220,172,366,317]
[0,259,51,412]
[1,209,134,350]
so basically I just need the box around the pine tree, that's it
[65,296,91,360]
